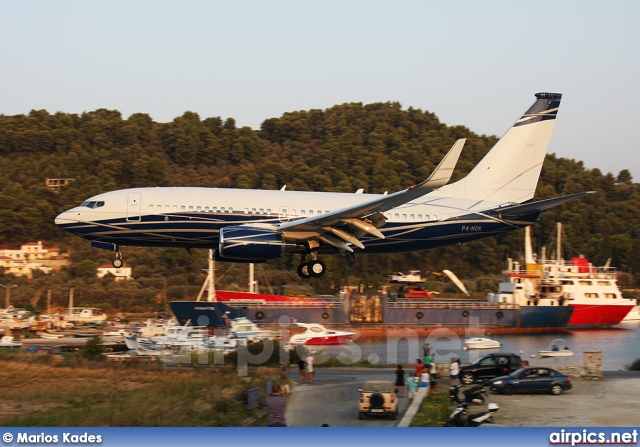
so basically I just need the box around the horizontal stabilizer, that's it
[495,191,595,218]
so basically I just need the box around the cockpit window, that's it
[80,201,105,209]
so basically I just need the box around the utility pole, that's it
[0,284,18,308]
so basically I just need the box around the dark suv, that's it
[459,353,528,385]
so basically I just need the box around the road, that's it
[286,368,410,427]
[285,369,640,427]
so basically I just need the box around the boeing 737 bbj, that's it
[55,93,592,278]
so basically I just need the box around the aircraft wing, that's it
[277,139,465,252]
[493,191,595,218]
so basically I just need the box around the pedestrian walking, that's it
[264,384,287,427]
[305,353,315,384]
[296,357,307,384]
[395,365,405,397]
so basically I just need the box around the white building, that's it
[0,241,59,278]
[97,265,132,282]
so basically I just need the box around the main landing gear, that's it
[297,254,326,279]
[112,250,124,268]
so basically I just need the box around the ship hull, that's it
[567,304,635,328]
[169,292,572,333]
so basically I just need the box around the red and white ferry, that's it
[489,224,634,328]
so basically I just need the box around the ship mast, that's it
[557,222,563,262]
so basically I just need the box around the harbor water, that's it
[304,321,640,371]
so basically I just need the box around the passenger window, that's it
[251,208,256,214]
[309,210,314,216]
[417,214,422,220]
[259,208,264,214]
[266,208,271,214]
[220,207,225,213]
[205,206,209,212]
[157,205,162,211]
[149,205,154,211]
[410,214,414,220]
[394,213,399,219]
[189,206,193,211]
[402,214,407,220]
[181,206,185,211]
[228,207,233,213]
[197,206,201,212]
[165,205,170,212]
[212,207,217,212]
[173,205,177,211]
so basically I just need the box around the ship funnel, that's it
[525,226,535,264]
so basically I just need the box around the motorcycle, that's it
[449,384,488,406]
[445,401,499,427]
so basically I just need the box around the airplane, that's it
[55,92,593,279]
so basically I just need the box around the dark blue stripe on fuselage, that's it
[59,212,540,252]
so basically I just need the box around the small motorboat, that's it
[289,322,355,346]
[0,335,22,348]
[538,339,574,357]
[464,337,501,349]
[38,331,65,339]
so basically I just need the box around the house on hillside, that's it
[97,265,132,282]
[0,241,67,278]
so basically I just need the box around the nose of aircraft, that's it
[55,211,72,226]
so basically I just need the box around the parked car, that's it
[22,345,54,354]
[490,366,572,395]
[358,380,398,420]
[459,353,528,385]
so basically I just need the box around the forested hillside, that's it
[0,103,638,314]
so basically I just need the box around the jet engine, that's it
[218,226,296,261]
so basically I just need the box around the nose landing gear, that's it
[112,251,124,268]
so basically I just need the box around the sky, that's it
[1,0,639,180]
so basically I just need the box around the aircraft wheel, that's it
[112,255,124,268]
[297,263,311,279]
[308,260,326,277]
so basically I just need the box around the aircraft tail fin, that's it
[442,93,562,205]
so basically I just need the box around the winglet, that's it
[416,139,465,190]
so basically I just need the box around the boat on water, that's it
[0,335,22,348]
[226,316,277,342]
[464,337,501,349]
[38,331,65,339]
[538,339,574,357]
[489,225,635,329]
[622,305,640,322]
[289,322,355,346]
[169,257,573,334]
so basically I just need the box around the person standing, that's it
[395,365,405,398]
[305,353,315,384]
[423,342,431,358]
[279,363,291,397]
[415,359,424,378]
[264,384,287,427]
[406,373,418,404]
[429,359,438,392]
[449,357,460,386]
[296,357,307,384]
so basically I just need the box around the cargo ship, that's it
[488,224,634,328]
[169,262,573,335]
